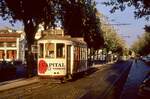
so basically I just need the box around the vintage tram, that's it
[37,35,88,80]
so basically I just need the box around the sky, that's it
[0,0,149,47]
[0,18,23,30]
[96,0,150,47]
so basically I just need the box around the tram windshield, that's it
[45,43,54,58]
[38,42,65,59]
[56,43,65,58]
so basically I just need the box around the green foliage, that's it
[131,26,150,55]
[0,0,57,45]
[102,0,150,55]
[144,25,150,32]
[103,0,150,20]
[102,24,125,55]
[0,0,104,49]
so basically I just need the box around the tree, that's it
[83,4,104,50]
[103,0,150,20]
[0,0,104,77]
[101,23,125,54]
[0,0,56,77]
[131,28,150,55]
[144,25,150,32]
[61,0,104,49]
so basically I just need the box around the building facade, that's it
[0,30,23,62]
[0,28,65,63]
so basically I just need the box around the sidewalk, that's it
[92,61,115,68]
[120,60,150,99]
[0,61,110,92]
[0,77,39,92]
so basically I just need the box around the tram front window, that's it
[56,43,65,58]
[39,43,44,58]
[45,43,54,58]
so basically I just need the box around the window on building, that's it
[0,43,4,47]
[6,42,16,47]
[45,43,54,58]
[7,50,17,59]
[39,43,44,58]
[56,43,65,58]
[0,50,4,59]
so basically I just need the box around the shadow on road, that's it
[101,60,132,99]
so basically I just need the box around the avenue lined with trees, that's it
[103,0,150,56]
[131,25,150,55]
[1,0,150,98]
[0,0,128,77]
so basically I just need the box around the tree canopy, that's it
[99,13,126,55]
[102,0,150,56]
[0,0,104,49]
[131,25,150,55]
[103,0,150,20]
[61,0,104,49]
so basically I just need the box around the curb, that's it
[0,77,39,92]
[92,62,115,68]
[119,60,137,99]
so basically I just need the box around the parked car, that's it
[141,56,148,61]
[138,72,150,98]
[141,55,150,65]
[145,58,150,66]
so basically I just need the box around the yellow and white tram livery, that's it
[37,35,88,79]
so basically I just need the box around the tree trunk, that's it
[25,44,35,78]
[23,19,37,78]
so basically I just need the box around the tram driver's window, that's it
[45,43,54,58]
[56,43,65,58]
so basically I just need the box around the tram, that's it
[37,35,88,79]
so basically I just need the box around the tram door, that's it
[66,45,71,75]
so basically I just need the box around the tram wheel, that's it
[68,74,73,80]
[60,77,67,83]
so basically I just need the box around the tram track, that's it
[79,60,133,99]
[0,76,62,99]
[100,60,133,99]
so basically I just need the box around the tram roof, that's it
[38,35,86,45]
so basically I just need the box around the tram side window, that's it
[56,43,65,58]
[45,43,54,58]
[74,47,77,60]
[39,43,44,58]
